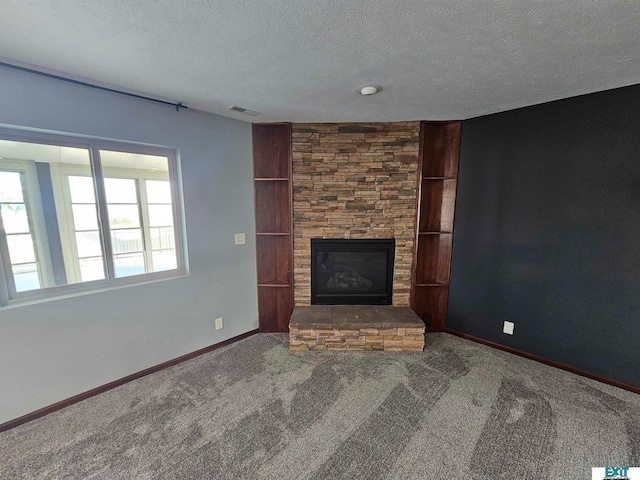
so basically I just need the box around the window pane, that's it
[79,257,105,282]
[108,204,140,229]
[152,249,177,272]
[148,205,174,227]
[0,140,90,167]
[1,203,30,234]
[111,229,143,254]
[72,204,99,231]
[0,171,24,202]
[7,234,36,264]
[151,227,175,250]
[101,150,169,173]
[114,253,146,278]
[104,178,137,204]
[68,176,96,203]
[60,146,91,164]
[2,142,94,292]
[13,263,40,292]
[75,231,102,258]
[146,180,171,204]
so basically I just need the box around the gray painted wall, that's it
[449,84,640,387]
[0,67,258,423]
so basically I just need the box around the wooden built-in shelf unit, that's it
[252,123,293,332]
[411,121,462,331]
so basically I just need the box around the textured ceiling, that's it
[1,0,639,122]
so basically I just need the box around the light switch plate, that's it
[234,233,246,245]
[215,317,223,330]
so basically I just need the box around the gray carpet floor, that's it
[1,333,638,479]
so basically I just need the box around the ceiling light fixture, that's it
[360,85,380,95]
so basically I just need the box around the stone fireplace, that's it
[292,122,420,306]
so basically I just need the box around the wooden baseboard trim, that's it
[446,329,639,395]
[0,329,260,433]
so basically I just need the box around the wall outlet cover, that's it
[234,233,246,245]
[503,321,514,335]
[215,317,223,330]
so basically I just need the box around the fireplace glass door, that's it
[311,238,395,305]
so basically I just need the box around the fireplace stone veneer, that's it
[292,122,420,307]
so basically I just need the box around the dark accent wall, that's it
[449,84,640,387]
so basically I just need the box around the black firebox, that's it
[310,238,395,305]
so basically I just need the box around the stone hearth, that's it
[289,306,425,352]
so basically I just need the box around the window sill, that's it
[0,270,189,310]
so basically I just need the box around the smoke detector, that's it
[359,86,380,95]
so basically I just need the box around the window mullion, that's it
[90,147,115,281]
[137,178,154,272]
[0,207,18,302]
[0,256,10,306]
[57,167,82,283]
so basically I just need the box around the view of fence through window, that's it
[0,136,182,301]
[69,175,105,282]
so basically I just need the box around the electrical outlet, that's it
[234,233,246,245]
[503,321,514,335]
[215,317,223,330]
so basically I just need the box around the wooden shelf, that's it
[415,234,453,285]
[419,178,457,232]
[254,180,291,234]
[253,124,294,333]
[421,123,461,178]
[256,235,292,286]
[253,125,291,179]
[257,286,293,333]
[411,121,461,332]
[413,284,450,332]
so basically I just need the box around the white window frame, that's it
[0,127,187,307]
